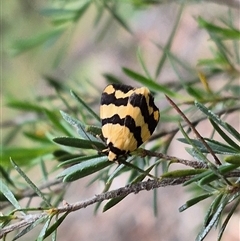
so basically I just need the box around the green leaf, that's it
[72,1,91,22]
[0,181,22,209]
[0,165,16,187]
[60,111,100,142]
[178,123,211,165]
[103,2,132,34]
[58,154,101,167]
[199,164,240,186]
[45,109,72,136]
[209,118,240,151]
[137,49,152,80]
[224,155,240,165]
[53,137,105,150]
[106,156,135,184]
[85,125,103,137]
[183,169,213,186]
[12,28,65,55]
[155,4,184,78]
[58,156,111,182]
[103,196,127,212]
[70,90,101,122]
[161,169,206,178]
[218,196,240,241]
[184,163,239,186]
[7,100,44,113]
[178,138,238,155]
[54,152,85,164]
[93,1,105,27]
[40,8,75,17]
[44,76,66,91]
[204,193,224,227]
[229,85,240,96]
[197,57,227,69]
[42,2,91,25]
[1,146,56,167]
[37,216,52,241]
[23,131,51,144]
[195,101,240,142]
[196,197,228,241]
[122,67,176,96]
[0,215,14,222]
[103,73,122,84]
[185,148,208,164]
[10,158,52,207]
[43,212,69,239]
[179,193,212,212]
[185,85,204,100]
[155,42,194,76]
[198,17,240,39]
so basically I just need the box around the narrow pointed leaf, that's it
[225,155,240,165]
[58,154,101,167]
[0,181,22,209]
[103,2,132,34]
[45,109,71,136]
[37,216,52,241]
[161,169,206,178]
[179,193,212,212]
[85,125,103,136]
[53,137,104,150]
[199,164,240,186]
[43,212,69,239]
[209,118,240,151]
[123,67,176,97]
[58,156,111,182]
[103,73,122,84]
[103,196,127,212]
[218,197,240,241]
[60,111,100,142]
[204,193,224,227]
[12,28,64,55]
[178,138,238,155]
[70,90,100,121]
[195,101,240,141]
[10,158,52,207]
[198,17,240,39]
[0,166,15,187]
[196,199,228,241]
[7,100,43,112]
[72,1,91,22]
[155,4,184,78]
[1,146,55,167]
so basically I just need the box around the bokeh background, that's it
[2,1,239,241]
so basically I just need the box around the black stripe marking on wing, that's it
[129,93,159,134]
[102,114,143,147]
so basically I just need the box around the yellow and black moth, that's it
[100,84,160,161]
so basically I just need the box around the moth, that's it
[100,83,160,161]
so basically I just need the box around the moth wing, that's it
[100,84,159,161]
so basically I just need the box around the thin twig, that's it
[0,177,189,238]
[140,149,208,169]
[165,95,222,166]
[1,171,240,238]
